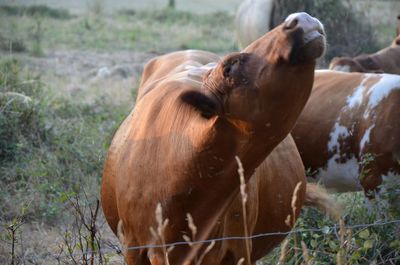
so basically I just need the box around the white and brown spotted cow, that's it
[293,70,400,195]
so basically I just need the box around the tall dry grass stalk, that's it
[336,218,348,265]
[183,213,198,263]
[278,239,290,264]
[284,182,302,261]
[196,240,216,265]
[301,241,313,265]
[235,156,252,265]
[150,203,170,265]
[237,257,245,265]
[182,212,216,265]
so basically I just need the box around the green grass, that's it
[0,8,237,54]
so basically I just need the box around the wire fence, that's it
[63,218,400,256]
[2,217,399,264]
[122,219,400,252]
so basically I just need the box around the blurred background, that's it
[0,0,399,264]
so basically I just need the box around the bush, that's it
[261,189,400,264]
[0,58,125,222]
[0,59,46,161]
[0,5,72,19]
[0,34,26,53]
[271,0,379,62]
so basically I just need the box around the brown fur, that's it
[304,183,341,220]
[101,13,326,265]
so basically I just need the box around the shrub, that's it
[271,0,379,62]
[0,59,46,161]
[0,58,126,222]
[261,189,400,264]
[0,34,26,53]
[0,5,72,19]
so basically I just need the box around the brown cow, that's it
[102,12,326,265]
[395,15,400,46]
[292,70,400,195]
[329,16,400,74]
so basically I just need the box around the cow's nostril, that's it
[284,18,299,30]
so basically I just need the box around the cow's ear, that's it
[180,91,220,119]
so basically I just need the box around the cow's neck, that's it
[176,62,315,263]
[222,62,315,176]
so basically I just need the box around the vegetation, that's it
[0,5,72,19]
[0,58,127,223]
[0,6,236,54]
[271,0,380,61]
[261,190,400,264]
[0,3,399,264]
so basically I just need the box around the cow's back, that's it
[138,50,219,98]
[293,70,400,192]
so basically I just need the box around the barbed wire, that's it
[51,218,400,258]
[122,219,400,251]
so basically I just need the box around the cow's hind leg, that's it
[118,221,152,265]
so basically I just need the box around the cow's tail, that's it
[304,183,342,220]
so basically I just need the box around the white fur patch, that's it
[333,65,351,72]
[345,75,372,109]
[327,122,349,152]
[359,125,375,153]
[364,74,400,118]
[316,155,362,192]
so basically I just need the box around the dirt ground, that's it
[18,50,159,105]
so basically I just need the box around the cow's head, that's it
[181,12,324,139]
[244,12,326,64]
[329,57,384,73]
[195,13,324,128]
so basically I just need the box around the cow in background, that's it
[235,0,274,49]
[292,70,400,196]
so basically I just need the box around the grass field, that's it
[0,3,399,265]
[3,0,243,15]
